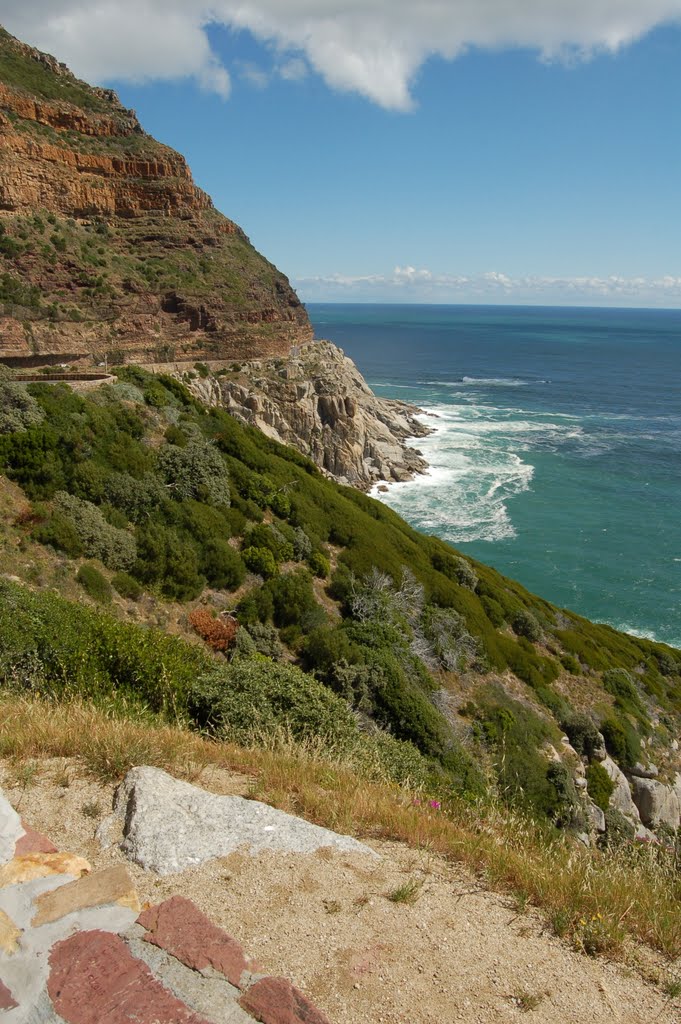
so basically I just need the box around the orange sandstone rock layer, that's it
[0,28,311,366]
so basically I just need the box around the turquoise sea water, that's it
[307,304,681,648]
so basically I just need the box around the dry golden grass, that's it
[1,693,679,960]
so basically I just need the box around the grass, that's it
[386,878,423,905]
[1,692,679,961]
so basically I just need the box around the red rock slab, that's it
[0,979,18,1010]
[137,896,251,988]
[239,977,331,1024]
[47,930,213,1024]
[15,822,57,856]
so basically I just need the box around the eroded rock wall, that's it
[185,341,432,489]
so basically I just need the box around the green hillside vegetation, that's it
[0,367,679,833]
[0,27,110,111]
[0,208,284,344]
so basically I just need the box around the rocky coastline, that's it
[180,340,433,490]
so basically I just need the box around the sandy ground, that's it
[3,757,680,1024]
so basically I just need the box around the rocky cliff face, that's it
[186,341,431,488]
[0,28,311,367]
[0,27,430,489]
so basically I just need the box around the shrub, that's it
[242,546,278,579]
[76,564,112,604]
[600,716,641,770]
[243,523,293,563]
[33,512,83,557]
[111,571,142,601]
[199,539,245,590]
[308,551,330,578]
[157,439,230,506]
[0,579,210,710]
[187,660,358,745]
[134,521,204,601]
[188,608,238,652]
[267,570,326,631]
[0,378,45,434]
[106,472,167,523]
[292,527,312,561]
[421,605,479,672]
[452,556,478,591]
[243,621,285,660]
[53,492,136,570]
[561,712,600,759]
[586,760,615,812]
[602,668,647,724]
[546,761,584,829]
[602,808,636,848]
[512,609,542,642]
[351,731,433,788]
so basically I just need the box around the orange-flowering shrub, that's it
[188,607,238,652]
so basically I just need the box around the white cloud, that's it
[294,267,681,306]
[2,2,681,108]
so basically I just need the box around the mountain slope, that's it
[0,27,311,367]
[1,369,680,849]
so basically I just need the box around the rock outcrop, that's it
[102,766,376,876]
[0,783,331,1024]
[186,341,432,488]
[0,27,311,368]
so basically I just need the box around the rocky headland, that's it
[182,342,431,488]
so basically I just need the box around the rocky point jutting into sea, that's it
[0,27,427,488]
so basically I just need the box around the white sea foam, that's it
[418,377,549,388]
[372,396,591,543]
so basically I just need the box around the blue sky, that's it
[3,2,681,306]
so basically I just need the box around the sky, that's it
[3,2,681,306]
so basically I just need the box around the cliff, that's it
[186,342,431,488]
[0,28,311,367]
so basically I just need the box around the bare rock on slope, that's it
[187,340,432,488]
[108,766,377,875]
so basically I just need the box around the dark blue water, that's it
[308,304,681,648]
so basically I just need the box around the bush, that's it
[33,511,83,557]
[243,523,293,563]
[512,609,542,642]
[76,563,112,604]
[351,732,433,789]
[452,556,478,591]
[111,571,142,601]
[0,378,45,434]
[600,716,641,770]
[422,605,479,672]
[199,539,245,590]
[267,570,326,631]
[134,521,204,601]
[187,659,358,745]
[586,760,615,812]
[602,808,636,848]
[54,492,136,570]
[0,579,210,711]
[188,607,238,652]
[242,546,278,579]
[308,551,330,578]
[157,439,230,506]
[243,621,285,660]
[106,472,167,524]
[561,712,600,759]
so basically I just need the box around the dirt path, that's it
[3,758,679,1024]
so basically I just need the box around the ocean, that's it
[307,303,681,649]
